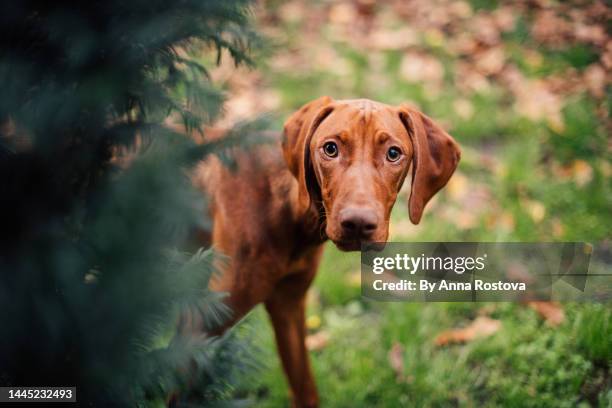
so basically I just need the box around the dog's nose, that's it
[339,207,378,239]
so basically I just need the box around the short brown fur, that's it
[184,97,461,407]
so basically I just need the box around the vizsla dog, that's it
[186,97,460,407]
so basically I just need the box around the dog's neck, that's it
[285,173,328,248]
[303,201,328,245]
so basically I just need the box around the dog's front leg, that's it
[265,270,319,408]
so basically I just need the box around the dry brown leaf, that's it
[305,331,330,351]
[584,64,607,98]
[367,27,419,50]
[514,80,565,131]
[388,342,405,381]
[449,1,473,19]
[446,171,468,200]
[487,211,515,233]
[449,33,479,55]
[522,199,546,223]
[435,316,502,346]
[400,53,444,84]
[328,3,357,25]
[532,10,572,47]
[527,301,565,326]
[473,14,501,45]
[475,47,506,75]
[602,41,612,69]
[507,262,536,285]
[388,218,425,239]
[574,23,607,46]
[453,98,475,119]
[455,62,491,92]
[456,212,477,230]
[493,6,515,32]
[551,218,565,238]
[572,159,594,187]
[306,288,321,309]
[277,2,305,23]
[346,270,362,287]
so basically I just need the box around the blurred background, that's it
[207,1,611,406]
[0,0,609,406]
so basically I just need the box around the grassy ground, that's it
[212,0,611,406]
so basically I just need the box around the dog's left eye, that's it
[386,146,402,162]
[323,141,339,158]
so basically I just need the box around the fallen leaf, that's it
[455,211,477,230]
[306,288,321,308]
[449,1,472,19]
[487,211,515,232]
[453,98,475,119]
[306,314,322,330]
[455,62,491,92]
[522,199,546,223]
[583,64,606,98]
[602,42,612,69]
[473,14,501,45]
[346,270,362,287]
[493,6,515,32]
[328,3,357,25]
[305,331,329,351]
[475,47,506,76]
[527,301,565,326]
[514,80,565,131]
[531,10,572,47]
[278,2,305,23]
[551,218,565,238]
[574,23,606,46]
[572,159,593,187]
[400,53,444,84]
[388,342,405,381]
[507,262,535,285]
[367,27,419,50]
[388,218,424,239]
[435,316,502,346]
[449,33,478,55]
[446,170,468,199]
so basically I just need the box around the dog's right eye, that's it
[323,141,338,158]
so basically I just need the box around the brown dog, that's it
[188,97,460,407]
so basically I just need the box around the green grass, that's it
[241,296,610,407]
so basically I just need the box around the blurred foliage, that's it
[206,0,611,406]
[0,0,262,406]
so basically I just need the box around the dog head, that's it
[283,97,460,251]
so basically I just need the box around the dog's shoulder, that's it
[192,129,288,191]
[192,128,300,229]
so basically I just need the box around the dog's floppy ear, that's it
[283,96,335,213]
[398,105,461,224]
